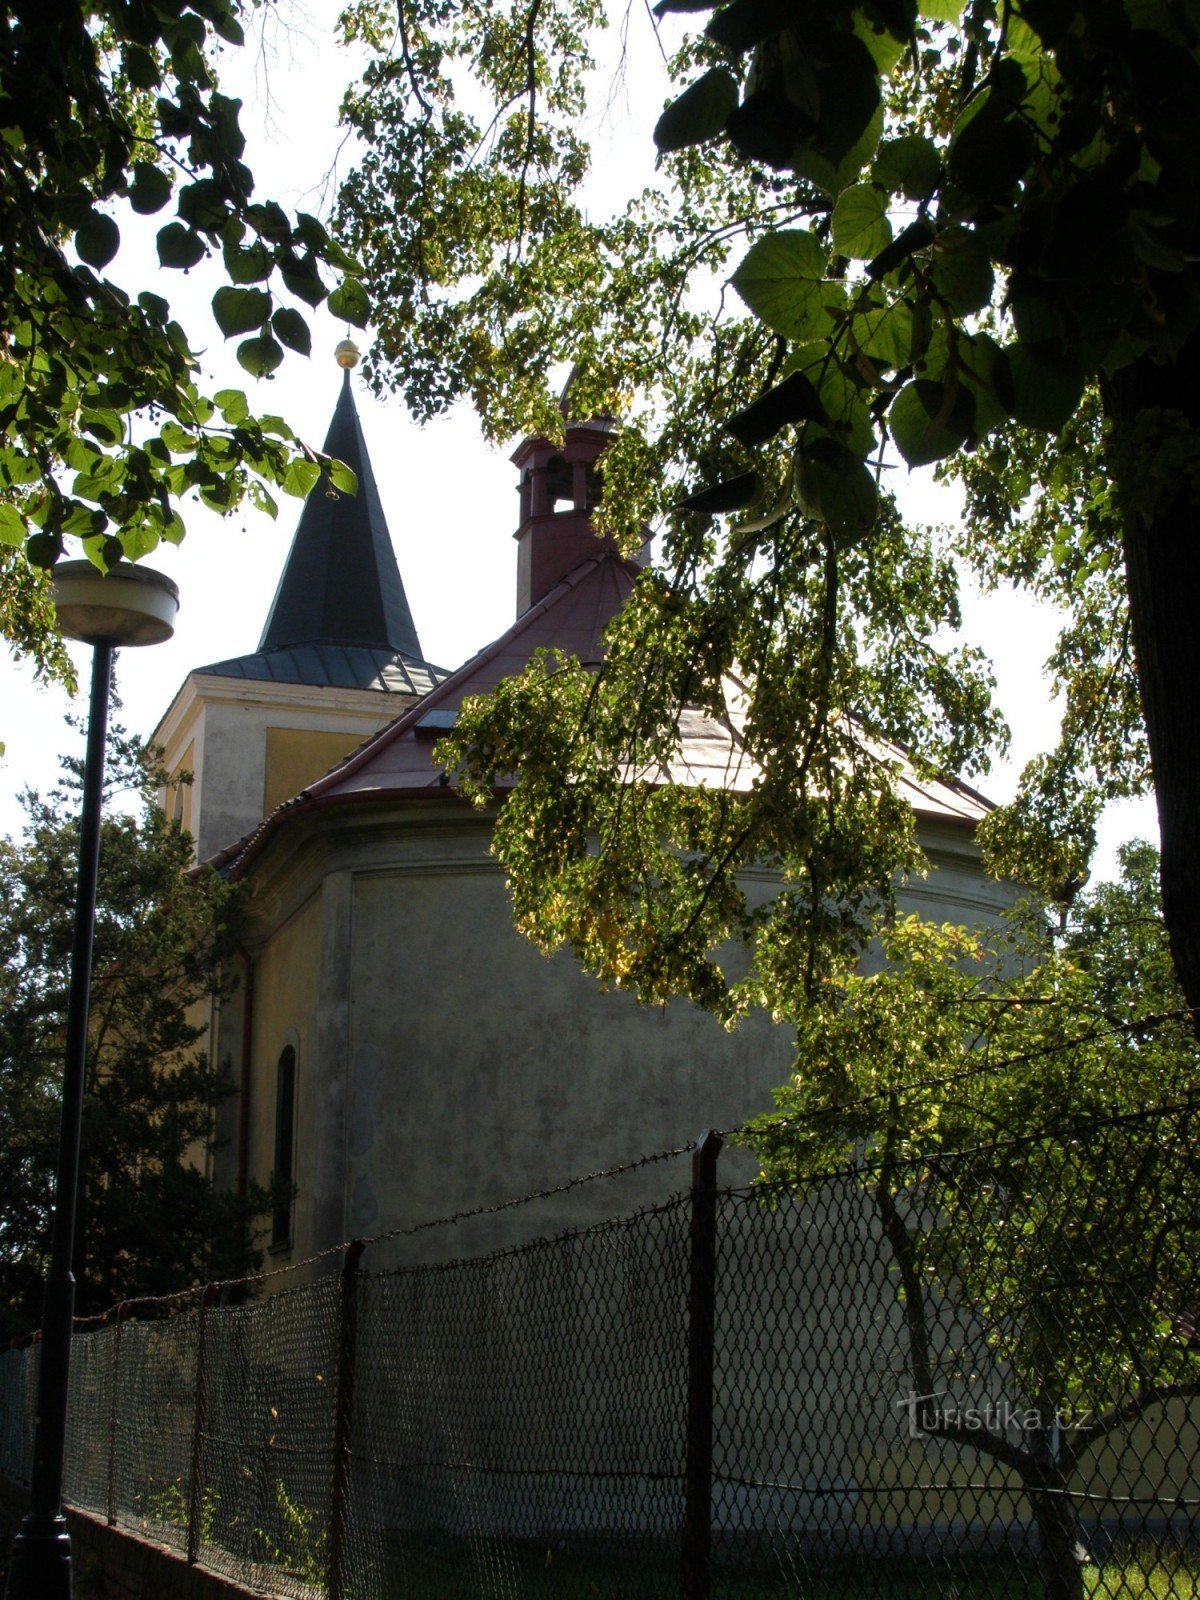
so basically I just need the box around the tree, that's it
[0,711,268,1341]
[742,845,1200,1600]
[335,0,1200,1034]
[0,0,370,684]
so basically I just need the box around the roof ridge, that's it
[302,548,634,802]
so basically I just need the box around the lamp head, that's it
[51,561,180,647]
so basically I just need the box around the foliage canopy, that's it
[0,0,366,685]
[337,0,1200,1030]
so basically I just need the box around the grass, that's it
[372,1534,1200,1599]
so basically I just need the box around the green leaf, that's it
[223,241,271,283]
[129,163,173,215]
[25,532,58,569]
[248,481,279,519]
[214,388,249,424]
[246,201,291,244]
[706,0,794,55]
[280,260,327,308]
[1007,345,1085,433]
[872,134,941,201]
[75,213,120,269]
[853,296,914,370]
[956,332,1011,438]
[157,223,206,270]
[654,69,738,152]
[889,379,974,466]
[209,2,245,45]
[794,436,879,545]
[731,230,829,340]
[831,184,892,260]
[282,457,321,498]
[726,371,828,446]
[236,334,284,377]
[677,472,760,514]
[213,287,270,337]
[80,409,125,445]
[271,307,312,355]
[930,227,994,314]
[328,458,358,495]
[867,217,935,281]
[177,179,229,233]
[326,276,370,329]
[0,503,26,546]
[918,0,962,16]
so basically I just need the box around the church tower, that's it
[152,343,446,864]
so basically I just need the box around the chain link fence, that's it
[2,1102,1199,1598]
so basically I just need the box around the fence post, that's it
[683,1128,723,1600]
[186,1284,218,1566]
[328,1239,365,1600]
[105,1301,129,1527]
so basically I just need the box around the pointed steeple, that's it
[258,365,423,659]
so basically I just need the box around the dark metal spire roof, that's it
[257,370,423,658]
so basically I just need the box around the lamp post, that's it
[5,561,179,1600]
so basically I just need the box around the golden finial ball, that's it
[335,338,361,370]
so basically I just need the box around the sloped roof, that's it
[200,372,438,701]
[191,643,446,697]
[210,548,992,880]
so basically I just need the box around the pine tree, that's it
[0,713,268,1340]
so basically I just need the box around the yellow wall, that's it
[248,890,323,1260]
[166,740,195,836]
[262,727,362,816]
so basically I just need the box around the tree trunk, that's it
[1030,1485,1086,1600]
[1104,339,1200,1036]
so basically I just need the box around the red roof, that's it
[210,547,992,881]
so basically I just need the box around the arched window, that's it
[271,1046,296,1248]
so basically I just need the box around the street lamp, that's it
[5,561,179,1600]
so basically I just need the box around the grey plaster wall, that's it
[237,801,1020,1267]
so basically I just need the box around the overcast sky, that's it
[0,0,1157,878]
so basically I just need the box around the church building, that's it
[152,351,1014,1268]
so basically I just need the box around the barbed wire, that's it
[49,1135,697,1331]
[31,1005,1199,1341]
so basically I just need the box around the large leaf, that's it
[236,334,284,377]
[223,241,271,283]
[889,379,974,466]
[327,276,370,328]
[75,213,120,269]
[726,371,828,446]
[853,295,914,370]
[731,230,829,340]
[272,307,312,355]
[707,0,794,55]
[0,504,26,547]
[677,472,760,514]
[129,163,173,215]
[1006,345,1084,433]
[212,286,270,337]
[725,92,809,168]
[654,69,738,152]
[794,436,879,545]
[328,458,358,495]
[157,223,206,270]
[872,134,940,201]
[283,457,322,498]
[831,184,892,259]
[930,227,994,314]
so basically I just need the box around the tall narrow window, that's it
[271,1046,296,1248]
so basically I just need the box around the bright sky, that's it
[0,0,1157,879]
